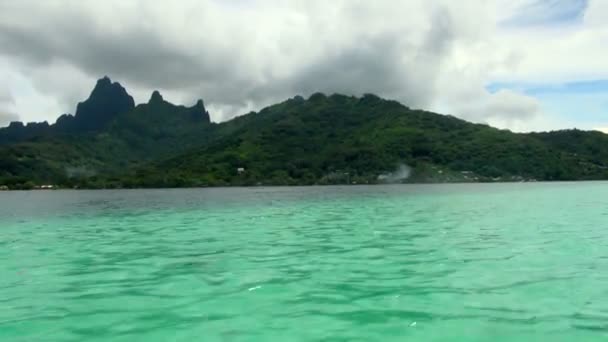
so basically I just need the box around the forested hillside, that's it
[1,78,607,189]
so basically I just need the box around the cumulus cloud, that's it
[0,111,18,127]
[0,0,605,130]
[466,90,543,128]
[0,84,18,126]
[0,85,13,105]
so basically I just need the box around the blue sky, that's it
[485,0,608,131]
[488,80,608,127]
[500,0,588,27]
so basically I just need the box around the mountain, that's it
[55,76,135,132]
[0,77,213,188]
[1,78,607,189]
[0,121,52,144]
[120,93,608,187]
[0,77,134,144]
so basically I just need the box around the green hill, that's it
[1,78,607,189]
[121,93,608,187]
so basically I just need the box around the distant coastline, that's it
[2,77,607,189]
[0,177,556,191]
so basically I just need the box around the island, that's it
[1,77,607,189]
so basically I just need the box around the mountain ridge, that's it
[0,77,210,144]
[1,77,607,189]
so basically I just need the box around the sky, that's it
[0,0,606,132]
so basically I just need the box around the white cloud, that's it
[595,127,608,133]
[490,0,608,83]
[584,0,608,28]
[0,0,605,131]
[0,85,14,105]
[0,81,19,126]
[0,111,18,127]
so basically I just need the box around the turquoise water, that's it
[1,183,608,341]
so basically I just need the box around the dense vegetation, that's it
[1,78,607,189]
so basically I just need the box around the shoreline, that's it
[2,179,607,191]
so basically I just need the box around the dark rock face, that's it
[149,90,164,104]
[308,92,327,102]
[0,121,52,144]
[68,76,135,131]
[188,99,211,123]
[0,76,211,145]
[8,121,24,129]
[0,122,26,144]
[55,114,76,132]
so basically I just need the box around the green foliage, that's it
[1,85,608,189]
[112,93,608,187]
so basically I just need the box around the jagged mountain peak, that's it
[189,99,210,123]
[63,77,135,131]
[149,90,164,104]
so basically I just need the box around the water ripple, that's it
[1,183,608,340]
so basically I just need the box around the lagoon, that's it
[1,183,608,341]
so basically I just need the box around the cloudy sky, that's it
[0,0,606,132]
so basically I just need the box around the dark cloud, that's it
[0,1,553,129]
[0,19,232,91]
[188,7,459,118]
[0,2,460,114]
[265,35,435,107]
